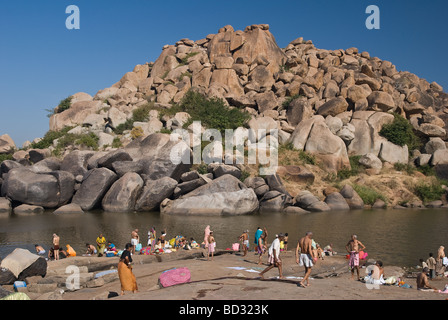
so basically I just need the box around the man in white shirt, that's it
[259,233,285,279]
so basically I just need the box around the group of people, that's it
[117,226,448,296]
[253,231,375,288]
[417,245,447,291]
[85,234,117,257]
[37,227,447,296]
[420,246,447,279]
[35,233,118,261]
[257,231,319,288]
[35,233,77,261]
[118,226,203,295]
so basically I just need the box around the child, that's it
[207,231,216,261]
[190,238,199,249]
[283,233,289,251]
[154,239,164,254]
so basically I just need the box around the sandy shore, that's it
[32,247,448,301]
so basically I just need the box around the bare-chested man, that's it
[239,230,249,257]
[52,233,60,260]
[130,229,140,254]
[85,243,97,255]
[417,267,438,291]
[296,231,317,288]
[345,234,366,280]
[35,244,45,255]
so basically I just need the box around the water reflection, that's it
[0,208,447,268]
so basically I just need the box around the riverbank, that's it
[11,247,447,301]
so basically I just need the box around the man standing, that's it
[52,233,60,260]
[296,231,317,288]
[345,234,366,281]
[426,253,436,279]
[131,229,139,255]
[239,230,250,257]
[259,233,285,279]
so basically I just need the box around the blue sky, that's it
[1,0,447,146]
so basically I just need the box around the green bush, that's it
[30,127,74,149]
[352,184,387,205]
[171,90,251,132]
[278,144,316,166]
[278,142,296,152]
[393,162,416,175]
[337,156,363,180]
[53,132,99,156]
[414,179,446,203]
[278,64,290,73]
[112,137,123,148]
[417,164,436,176]
[0,153,13,163]
[337,167,354,180]
[46,96,73,117]
[132,103,153,122]
[115,119,134,135]
[349,155,362,174]
[74,133,99,149]
[158,128,172,134]
[115,102,166,134]
[57,96,73,113]
[115,90,251,135]
[298,150,316,165]
[196,162,208,175]
[282,94,304,109]
[239,170,251,182]
[379,113,422,151]
[179,52,199,66]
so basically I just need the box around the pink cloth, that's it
[159,268,191,288]
[208,242,215,253]
[204,226,210,248]
[349,251,359,268]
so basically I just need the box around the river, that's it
[1,208,447,268]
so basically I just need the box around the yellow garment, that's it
[66,245,76,257]
[118,261,138,292]
[97,236,106,252]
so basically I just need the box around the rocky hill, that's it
[1,24,447,214]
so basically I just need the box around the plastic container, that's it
[13,281,27,291]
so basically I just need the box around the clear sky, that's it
[1,0,447,147]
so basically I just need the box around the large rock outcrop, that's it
[2,168,75,208]
[160,174,259,215]
[101,172,144,212]
[2,23,448,215]
[71,167,118,211]
[0,249,47,285]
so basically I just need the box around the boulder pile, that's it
[1,23,447,214]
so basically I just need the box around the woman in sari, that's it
[148,227,156,252]
[436,246,446,276]
[118,243,138,295]
[204,225,210,249]
[96,233,106,257]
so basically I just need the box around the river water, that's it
[1,208,447,268]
